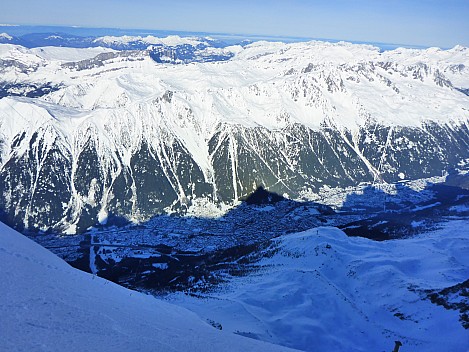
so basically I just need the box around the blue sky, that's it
[1,0,468,47]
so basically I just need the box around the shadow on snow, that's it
[10,174,469,295]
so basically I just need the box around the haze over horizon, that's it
[1,0,468,48]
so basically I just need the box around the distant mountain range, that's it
[0,24,431,50]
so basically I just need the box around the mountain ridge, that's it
[0,38,468,232]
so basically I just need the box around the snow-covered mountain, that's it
[0,220,295,352]
[0,32,234,63]
[167,224,469,352]
[0,38,468,232]
[0,33,13,42]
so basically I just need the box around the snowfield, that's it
[1,40,468,134]
[0,221,295,352]
[167,224,469,352]
[30,46,116,62]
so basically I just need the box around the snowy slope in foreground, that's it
[168,225,469,352]
[0,221,295,352]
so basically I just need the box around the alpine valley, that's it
[1,31,469,352]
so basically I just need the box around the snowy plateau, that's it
[0,34,469,351]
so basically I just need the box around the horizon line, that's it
[0,22,444,50]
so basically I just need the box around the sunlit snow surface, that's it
[1,40,468,132]
[0,221,295,352]
[166,224,469,352]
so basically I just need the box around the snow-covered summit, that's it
[93,34,209,47]
[31,46,116,62]
[2,39,467,132]
[0,221,294,351]
[0,32,12,41]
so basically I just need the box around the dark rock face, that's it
[0,127,72,231]
[284,124,371,188]
[62,51,145,71]
[1,118,469,233]
[357,121,469,181]
[149,45,233,64]
[0,82,60,99]
[424,279,469,329]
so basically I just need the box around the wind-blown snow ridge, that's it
[0,221,295,352]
